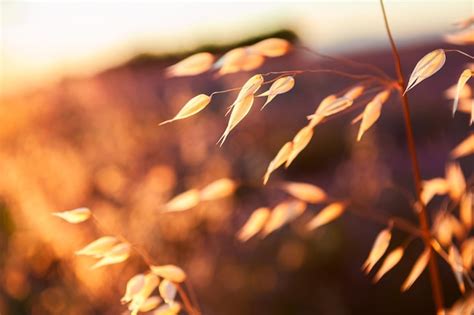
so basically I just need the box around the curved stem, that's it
[444,49,474,59]
[297,45,392,80]
[209,68,392,99]
[379,0,444,311]
[345,202,423,237]
[263,69,390,83]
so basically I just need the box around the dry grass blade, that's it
[75,236,119,257]
[285,125,314,167]
[263,141,293,185]
[405,49,446,94]
[451,134,474,158]
[160,94,211,125]
[218,94,255,146]
[52,207,92,224]
[281,182,327,204]
[420,178,449,205]
[249,38,291,57]
[448,246,466,293]
[163,189,200,212]
[91,243,131,269]
[453,69,472,115]
[150,265,187,283]
[166,52,214,77]
[237,207,271,242]
[262,200,306,237]
[362,228,392,274]
[199,178,237,201]
[306,202,346,231]
[401,248,430,292]
[258,76,295,109]
[373,247,404,283]
[446,163,466,201]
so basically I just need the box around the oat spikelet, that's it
[199,178,237,201]
[453,69,472,115]
[373,247,404,283]
[306,202,346,231]
[249,38,291,57]
[160,94,211,125]
[52,207,92,224]
[357,90,390,141]
[237,207,271,242]
[451,134,474,159]
[159,279,177,304]
[263,141,293,185]
[362,228,392,274]
[405,49,446,94]
[446,163,466,201]
[150,265,187,283]
[262,200,306,237]
[420,178,449,205]
[75,236,119,257]
[401,249,430,292]
[163,189,200,212]
[258,76,295,109]
[166,52,214,77]
[281,182,327,204]
[91,243,131,269]
[285,125,314,168]
[121,274,146,304]
[218,94,255,146]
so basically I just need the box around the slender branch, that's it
[262,69,390,83]
[297,45,392,80]
[209,68,392,99]
[379,0,444,312]
[345,202,423,237]
[444,49,474,59]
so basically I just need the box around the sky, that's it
[1,0,471,95]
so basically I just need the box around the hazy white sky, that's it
[1,0,471,95]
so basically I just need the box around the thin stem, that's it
[346,203,423,237]
[444,49,474,59]
[177,284,200,315]
[209,68,392,99]
[298,45,392,80]
[263,69,390,83]
[379,0,444,312]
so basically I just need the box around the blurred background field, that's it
[0,1,473,314]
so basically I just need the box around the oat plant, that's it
[55,1,474,314]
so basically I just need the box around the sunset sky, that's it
[1,0,470,95]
